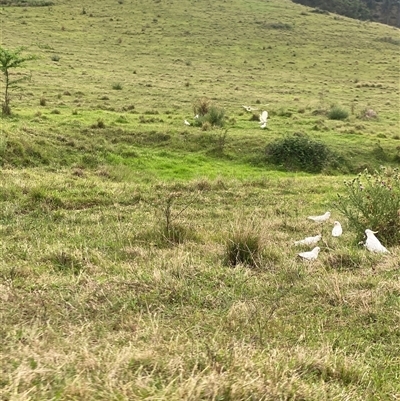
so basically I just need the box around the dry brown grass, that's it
[1,168,399,399]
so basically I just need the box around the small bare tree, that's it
[0,46,37,116]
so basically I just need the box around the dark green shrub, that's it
[328,106,349,120]
[204,105,225,127]
[265,134,331,173]
[194,105,225,128]
[334,167,400,246]
[192,97,225,128]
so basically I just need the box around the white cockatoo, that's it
[308,211,331,223]
[242,105,258,112]
[259,110,268,129]
[298,246,320,261]
[294,234,322,246]
[184,119,191,126]
[332,221,343,237]
[364,229,390,253]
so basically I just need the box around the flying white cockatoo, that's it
[242,105,258,112]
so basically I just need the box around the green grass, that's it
[1,169,399,399]
[1,0,399,172]
[1,0,400,399]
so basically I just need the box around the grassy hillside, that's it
[1,0,400,400]
[1,0,399,173]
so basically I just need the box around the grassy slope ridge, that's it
[1,0,400,400]
[0,0,399,173]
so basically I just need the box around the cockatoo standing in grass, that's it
[259,110,268,129]
[332,221,343,237]
[184,119,191,126]
[364,229,390,253]
[308,211,331,223]
[294,234,322,246]
[298,246,320,261]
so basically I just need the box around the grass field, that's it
[1,0,400,399]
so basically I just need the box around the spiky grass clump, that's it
[193,98,225,128]
[112,82,123,90]
[193,97,211,117]
[195,106,226,128]
[155,193,200,246]
[47,249,86,275]
[328,105,349,120]
[225,222,262,268]
[162,221,198,245]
